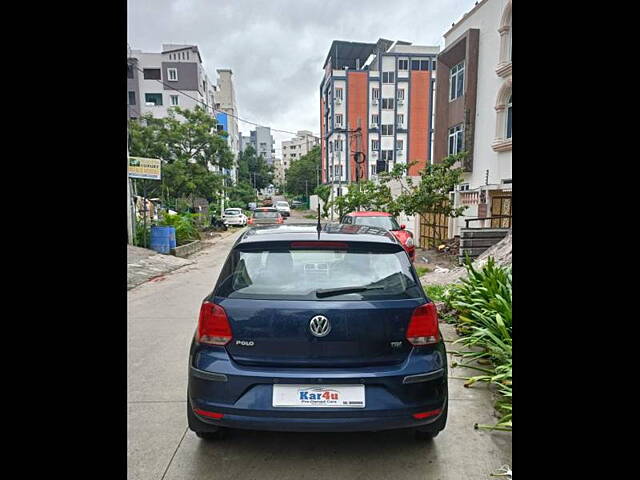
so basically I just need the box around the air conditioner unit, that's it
[371,151,378,157]
[371,123,378,128]
[145,102,155,106]
[396,149,403,155]
[397,99,404,105]
[372,98,378,105]
[335,98,342,104]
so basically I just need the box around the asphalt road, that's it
[128,225,511,480]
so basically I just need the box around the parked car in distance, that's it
[262,197,273,207]
[290,200,304,209]
[341,211,415,261]
[275,200,291,217]
[222,208,247,227]
[187,223,447,440]
[248,207,284,225]
[248,202,257,211]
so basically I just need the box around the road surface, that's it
[128,225,511,480]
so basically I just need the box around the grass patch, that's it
[303,214,316,219]
[424,284,450,301]
[415,266,432,277]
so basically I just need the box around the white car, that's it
[222,208,247,226]
[275,201,291,217]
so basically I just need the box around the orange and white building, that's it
[319,38,439,188]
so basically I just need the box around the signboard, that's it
[128,157,161,180]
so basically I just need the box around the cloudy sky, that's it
[128,0,476,153]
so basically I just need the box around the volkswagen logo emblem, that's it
[309,315,331,337]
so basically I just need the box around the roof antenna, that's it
[316,198,322,239]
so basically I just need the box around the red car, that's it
[340,211,416,261]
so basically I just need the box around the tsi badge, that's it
[235,340,255,347]
[390,341,403,348]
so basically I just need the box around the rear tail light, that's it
[194,408,224,419]
[248,218,254,224]
[406,303,439,346]
[197,301,233,345]
[412,408,442,419]
[277,216,284,224]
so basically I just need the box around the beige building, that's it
[273,157,286,190]
[282,130,319,164]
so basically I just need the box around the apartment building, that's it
[214,69,240,183]
[282,130,320,164]
[240,126,275,164]
[433,0,512,236]
[127,44,216,120]
[319,38,439,186]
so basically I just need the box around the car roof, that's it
[238,223,399,245]
[347,211,392,217]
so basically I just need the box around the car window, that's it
[253,211,279,218]
[353,216,400,230]
[215,247,421,300]
[225,209,241,215]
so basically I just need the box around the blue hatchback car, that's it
[187,223,447,440]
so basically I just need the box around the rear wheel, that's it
[415,400,448,441]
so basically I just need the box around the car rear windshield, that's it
[353,216,400,230]
[215,247,422,300]
[225,209,241,215]
[253,211,279,219]
[276,202,289,207]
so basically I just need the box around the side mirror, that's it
[400,224,406,229]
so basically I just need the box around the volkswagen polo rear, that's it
[187,226,447,439]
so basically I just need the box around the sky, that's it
[128,0,477,154]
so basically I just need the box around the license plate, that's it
[272,384,365,408]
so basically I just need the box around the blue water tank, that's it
[150,226,172,254]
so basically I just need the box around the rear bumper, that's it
[223,218,245,225]
[188,345,447,433]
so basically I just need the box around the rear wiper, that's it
[315,285,385,298]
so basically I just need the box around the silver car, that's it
[275,201,291,217]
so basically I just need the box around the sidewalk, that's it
[127,228,241,290]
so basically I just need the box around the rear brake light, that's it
[194,408,224,419]
[277,217,284,223]
[290,241,348,248]
[406,303,439,346]
[412,408,442,419]
[197,301,233,345]
[248,218,254,224]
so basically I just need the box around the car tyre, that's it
[414,400,448,441]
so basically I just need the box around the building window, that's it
[376,160,388,174]
[411,60,420,70]
[335,88,343,100]
[371,139,380,150]
[382,150,394,162]
[335,114,343,126]
[506,95,512,138]
[170,95,179,106]
[397,89,405,100]
[371,114,379,126]
[329,142,333,153]
[458,183,470,191]
[382,72,395,83]
[144,93,163,106]
[381,124,394,136]
[143,68,161,80]
[334,165,343,178]
[370,164,377,176]
[450,62,465,101]
[334,139,343,151]
[382,98,394,109]
[420,60,430,70]
[398,59,409,70]
[396,139,404,151]
[372,88,380,100]
[128,91,136,105]
[127,64,134,79]
[167,68,178,81]
[396,114,404,126]
[432,60,437,70]
[448,124,464,155]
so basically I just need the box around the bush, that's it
[158,212,200,246]
[447,257,512,431]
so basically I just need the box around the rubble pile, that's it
[436,236,460,256]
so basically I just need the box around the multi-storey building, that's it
[214,69,240,183]
[433,0,512,236]
[319,38,439,187]
[282,130,319,164]
[240,127,275,164]
[127,44,216,120]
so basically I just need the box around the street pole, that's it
[143,181,147,248]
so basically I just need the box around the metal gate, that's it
[419,202,450,249]
[490,192,512,228]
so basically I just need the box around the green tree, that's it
[381,152,468,241]
[330,180,394,216]
[237,145,273,190]
[128,107,233,208]
[285,146,321,196]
